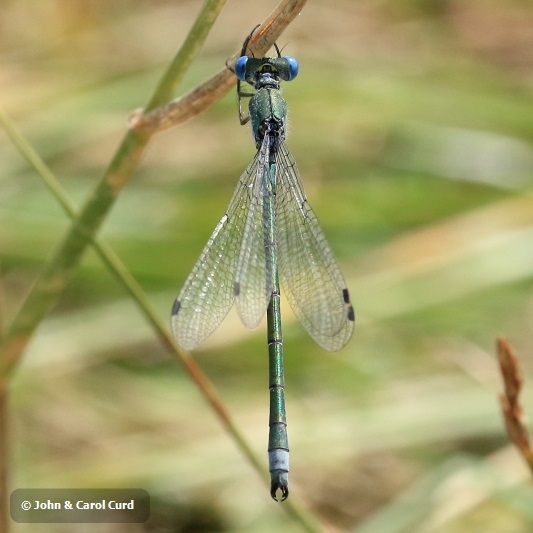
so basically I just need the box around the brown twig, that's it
[497,337,533,474]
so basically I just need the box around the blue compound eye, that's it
[284,56,299,80]
[235,56,248,81]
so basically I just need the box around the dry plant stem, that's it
[497,337,533,475]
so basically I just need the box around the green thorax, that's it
[249,84,287,148]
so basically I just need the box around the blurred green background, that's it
[2,0,533,531]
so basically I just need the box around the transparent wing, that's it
[275,142,355,352]
[171,153,261,350]
[235,133,272,328]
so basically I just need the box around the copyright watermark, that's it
[20,500,32,511]
[11,489,150,523]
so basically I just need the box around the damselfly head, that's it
[235,56,299,84]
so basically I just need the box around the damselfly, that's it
[171,29,355,501]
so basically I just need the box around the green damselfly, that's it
[171,29,355,501]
